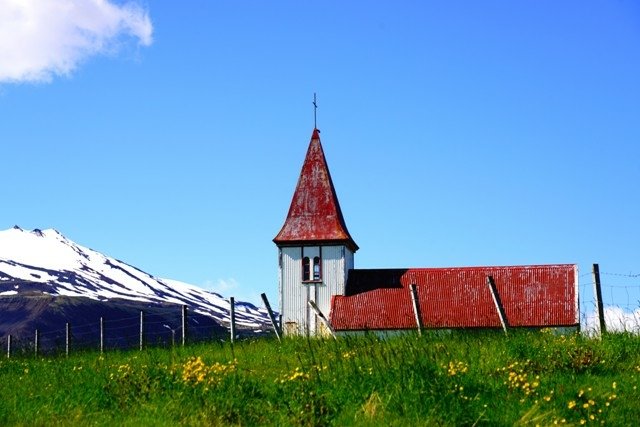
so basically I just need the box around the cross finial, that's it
[313,93,318,129]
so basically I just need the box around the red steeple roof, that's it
[274,129,358,251]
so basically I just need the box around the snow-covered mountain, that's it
[0,226,270,330]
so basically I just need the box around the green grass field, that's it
[1,330,639,425]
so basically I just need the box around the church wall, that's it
[345,248,354,278]
[315,246,341,318]
[302,246,319,334]
[279,246,306,335]
[279,245,353,336]
[316,246,353,315]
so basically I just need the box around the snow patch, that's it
[0,227,270,329]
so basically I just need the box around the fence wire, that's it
[2,267,639,357]
[580,268,640,334]
[2,303,273,357]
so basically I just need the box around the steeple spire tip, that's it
[313,93,318,129]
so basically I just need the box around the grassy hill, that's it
[1,330,639,425]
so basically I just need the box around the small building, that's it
[274,129,579,336]
[332,266,578,333]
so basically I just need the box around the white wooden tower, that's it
[273,128,358,336]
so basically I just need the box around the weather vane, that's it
[313,93,318,129]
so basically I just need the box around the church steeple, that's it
[274,129,358,252]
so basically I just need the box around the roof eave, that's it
[273,237,358,252]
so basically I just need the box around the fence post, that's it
[409,284,423,336]
[100,317,104,354]
[181,305,187,347]
[65,322,70,357]
[35,329,39,357]
[230,297,236,343]
[6,335,11,359]
[307,300,336,339]
[592,263,606,336]
[139,311,144,351]
[486,276,509,334]
[261,293,281,341]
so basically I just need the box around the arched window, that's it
[313,256,321,280]
[302,257,310,281]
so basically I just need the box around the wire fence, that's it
[1,302,276,358]
[579,266,640,335]
[2,266,639,357]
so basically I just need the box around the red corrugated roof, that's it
[330,265,578,330]
[273,129,358,251]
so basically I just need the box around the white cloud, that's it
[0,0,153,83]
[582,306,640,334]
[204,278,240,295]
[203,278,264,307]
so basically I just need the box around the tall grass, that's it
[0,330,639,425]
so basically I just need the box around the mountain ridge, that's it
[0,226,271,345]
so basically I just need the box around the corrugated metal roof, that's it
[273,129,358,251]
[330,265,578,330]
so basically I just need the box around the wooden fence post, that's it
[65,323,70,357]
[6,335,11,359]
[308,300,336,339]
[486,276,509,334]
[100,317,104,354]
[139,311,144,351]
[229,297,236,343]
[592,263,606,336]
[35,329,39,357]
[261,293,281,342]
[181,305,187,347]
[409,284,424,336]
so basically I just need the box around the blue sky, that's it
[1,1,639,314]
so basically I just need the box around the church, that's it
[274,128,579,336]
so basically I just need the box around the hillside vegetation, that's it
[1,331,639,425]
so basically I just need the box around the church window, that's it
[302,255,322,282]
[313,256,322,280]
[302,257,310,281]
